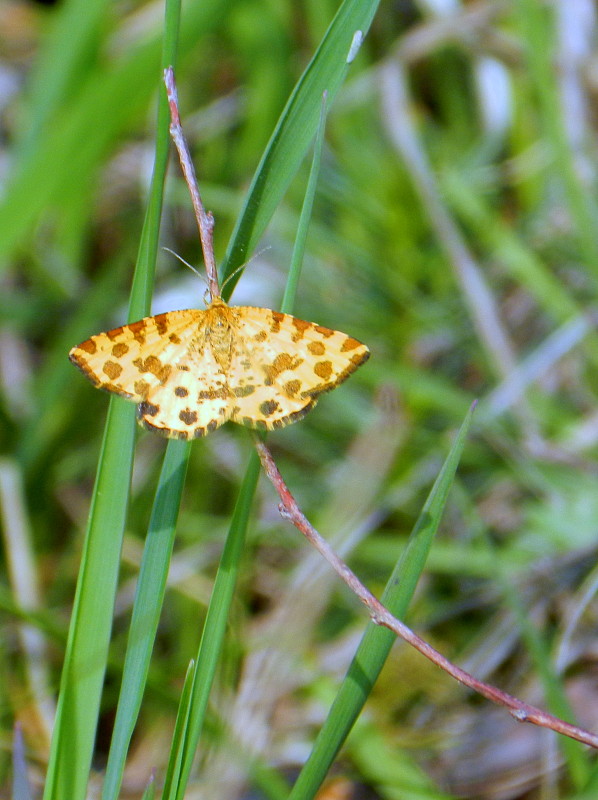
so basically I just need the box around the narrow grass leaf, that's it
[442,170,586,324]
[13,0,110,161]
[172,452,262,800]
[220,0,380,294]
[514,1,598,273]
[101,441,189,800]
[99,6,184,798]
[42,7,176,793]
[281,92,328,315]
[288,403,476,799]
[141,776,156,800]
[161,660,196,799]
[42,400,137,800]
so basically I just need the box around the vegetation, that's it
[2,0,598,797]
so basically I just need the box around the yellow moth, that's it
[69,296,369,439]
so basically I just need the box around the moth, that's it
[69,296,369,439]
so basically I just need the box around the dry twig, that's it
[164,67,220,301]
[254,437,598,750]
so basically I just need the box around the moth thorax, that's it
[206,311,233,357]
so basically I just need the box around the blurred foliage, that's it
[2,0,598,798]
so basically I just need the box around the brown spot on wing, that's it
[340,337,362,352]
[233,385,256,397]
[270,311,284,333]
[174,386,188,397]
[307,341,325,356]
[128,320,148,344]
[106,326,124,342]
[262,352,303,384]
[179,408,198,425]
[235,400,318,431]
[132,355,172,384]
[283,379,301,396]
[139,401,159,418]
[198,387,229,400]
[109,319,147,345]
[192,419,221,437]
[154,315,169,336]
[78,339,97,355]
[291,317,311,341]
[112,342,129,358]
[259,399,281,417]
[103,360,123,380]
[314,325,334,338]
[314,360,333,380]
[139,414,189,439]
[134,379,150,397]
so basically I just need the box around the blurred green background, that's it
[2,0,598,797]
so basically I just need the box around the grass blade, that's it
[172,452,262,800]
[220,0,380,294]
[161,660,196,798]
[101,438,189,800]
[42,0,179,792]
[42,401,137,800]
[288,403,476,798]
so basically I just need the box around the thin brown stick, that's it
[254,437,598,750]
[164,66,220,301]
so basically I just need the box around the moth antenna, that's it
[163,247,209,289]
[220,263,247,294]
[220,246,272,294]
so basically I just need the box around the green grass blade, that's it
[288,403,476,799]
[18,254,128,471]
[127,0,180,320]
[350,720,453,800]
[42,5,177,792]
[141,776,156,800]
[173,452,262,800]
[42,400,137,800]
[281,93,328,314]
[99,6,184,797]
[0,48,159,266]
[220,0,380,294]
[161,660,196,798]
[101,437,189,800]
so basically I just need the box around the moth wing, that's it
[69,310,205,401]
[228,307,369,430]
[137,353,233,439]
